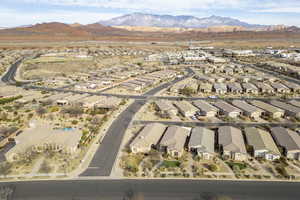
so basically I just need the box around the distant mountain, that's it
[99,13,267,29]
[0,22,129,37]
[284,26,300,32]
[0,20,298,42]
[69,23,82,27]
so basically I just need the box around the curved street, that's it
[80,69,194,176]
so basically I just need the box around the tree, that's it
[71,120,78,125]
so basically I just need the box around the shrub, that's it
[208,164,219,172]
[275,166,289,178]
[71,120,78,125]
[179,87,196,96]
[0,95,22,105]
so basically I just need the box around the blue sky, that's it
[1,0,300,27]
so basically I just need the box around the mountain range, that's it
[99,13,268,29]
[0,13,299,42]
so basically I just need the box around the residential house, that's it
[223,67,234,75]
[56,94,89,106]
[249,100,284,119]
[270,82,290,93]
[193,100,219,117]
[207,56,227,64]
[289,100,300,108]
[227,82,243,94]
[270,100,300,118]
[195,74,215,83]
[213,100,242,118]
[213,83,227,94]
[120,82,142,91]
[242,83,259,94]
[5,121,82,162]
[173,101,198,117]
[218,126,247,161]
[271,127,300,160]
[283,82,300,92]
[232,100,263,119]
[244,127,280,161]
[129,123,166,153]
[159,126,190,157]
[188,127,215,159]
[154,100,178,118]
[254,82,275,94]
[199,83,213,93]
[79,95,101,108]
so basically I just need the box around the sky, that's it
[1,0,300,27]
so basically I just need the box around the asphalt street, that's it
[80,99,146,176]
[80,69,194,176]
[1,58,23,84]
[133,120,300,128]
[1,179,300,200]
[22,84,300,101]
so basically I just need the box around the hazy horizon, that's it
[1,0,300,27]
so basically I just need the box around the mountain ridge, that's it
[98,13,271,29]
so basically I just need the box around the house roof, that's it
[289,100,300,108]
[242,82,258,91]
[213,100,242,113]
[227,82,242,91]
[173,101,198,113]
[214,83,227,90]
[244,127,280,155]
[270,100,300,114]
[130,123,166,149]
[270,82,289,90]
[218,126,246,154]
[192,100,219,113]
[271,127,300,151]
[6,120,82,156]
[199,83,213,90]
[254,82,274,91]
[155,100,177,112]
[232,100,263,114]
[283,82,300,90]
[188,127,215,153]
[249,100,284,114]
[160,126,190,152]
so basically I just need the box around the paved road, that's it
[1,179,300,200]
[1,58,23,84]
[133,120,300,127]
[1,54,39,84]
[22,84,300,101]
[80,99,146,176]
[80,69,194,176]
